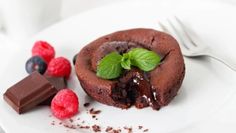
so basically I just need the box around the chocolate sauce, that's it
[112,68,160,110]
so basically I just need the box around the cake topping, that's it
[96,48,161,79]
[96,52,123,79]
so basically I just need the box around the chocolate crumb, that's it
[69,118,73,123]
[63,124,76,129]
[89,108,101,115]
[83,102,90,107]
[92,115,96,119]
[79,125,90,129]
[77,118,80,120]
[138,126,143,129]
[112,129,122,133]
[82,120,85,124]
[59,122,62,125]
[95,118,98,120]
[90,108,94,112]
[143,129,149,132]
[124,126,132,133]
[105,126,113,132]
[92,125,101,132]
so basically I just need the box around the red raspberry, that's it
[51,89,79,119]
[32,41,55,63]
[46,57,71,79]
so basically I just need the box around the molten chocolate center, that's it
[112,68,160,110]
[93,41,160,110]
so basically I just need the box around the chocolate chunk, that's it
[39,75,67,105]
[44,75,67,90]
[3,72,57,114]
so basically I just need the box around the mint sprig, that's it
[121,53,131,70]
[96,52,122,79]
[96,48,161,79]
[129,48,161,71]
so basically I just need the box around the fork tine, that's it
[158,21,191,56]
[158,21,169,33]
[165,19,190,50]
[174,16,197,47]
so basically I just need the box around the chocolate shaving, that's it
[69,118,73,123]
[124,126,132,133]
[92,125,101,132]
[63,124,76,129]
[138,126,143,129]
[105,126,113,132]
[89,108,101,114]
[143,129,149,132]
[83,102,90,107]
[79,125,90,129]
[112,129,122,133]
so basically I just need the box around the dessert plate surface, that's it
[1,0,236,132]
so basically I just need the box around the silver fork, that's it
[158,16,236,71]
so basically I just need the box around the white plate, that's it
[1,0,236,132]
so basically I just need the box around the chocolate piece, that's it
[89,108,101,115]
[83,102,90,107]
[92,125,101,132]
[40,76,67,105]
[3,72,57,114]
[45,76,67,90]
[105,127,113,132]
[75,28,185,110]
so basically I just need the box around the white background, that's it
[0,0,236,132]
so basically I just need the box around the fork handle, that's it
[206,52,236,71]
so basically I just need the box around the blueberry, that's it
[73,54,78,65]
[25,56,47,74]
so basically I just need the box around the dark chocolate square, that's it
[3,72,57,114]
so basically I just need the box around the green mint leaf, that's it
[121,53,131,70]
[129,48,161,71]
[96,52,123,79]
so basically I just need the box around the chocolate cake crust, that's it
[75,28,185,110]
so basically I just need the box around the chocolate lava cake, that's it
[75,28,185,110]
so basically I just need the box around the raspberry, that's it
[51,89,79,119]
[32,41,55,63]
[46,57,71,79]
